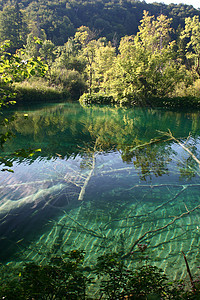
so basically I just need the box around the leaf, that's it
[9,101,16,105]
[29,69,36,75]
[1,168,14,172]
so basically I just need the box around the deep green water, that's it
[1,102,200,284]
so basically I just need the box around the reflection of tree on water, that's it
[2,103,200,160]
[121,141,172,180]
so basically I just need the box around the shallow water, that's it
[0,102,200,283]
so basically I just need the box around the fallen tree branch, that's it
[122,204,200,259]
[60,210,105,239]
[159,130,200,168]
[102,185,187,230]
[78,152,96,201]
[128,137,172,152]
[0,179,55,189]
[101,167,134,174]
[182,251,196,294]
[78,138,101,201]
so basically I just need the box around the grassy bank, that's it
[79,92,200,110]
[13,79,70,103]
[8,78,200,109]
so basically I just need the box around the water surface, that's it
[1,102,200,283]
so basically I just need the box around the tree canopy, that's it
[0,0,199,45]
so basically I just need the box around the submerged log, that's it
[78,152,96,201]
[160,129,200,168]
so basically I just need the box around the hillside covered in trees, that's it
[0,0,200,46]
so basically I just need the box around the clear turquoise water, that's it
[0,102,200,281]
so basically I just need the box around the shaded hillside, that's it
[0,0,199,45]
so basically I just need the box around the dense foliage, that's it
[0,249,200,299]
[0,0,199,45]
[1,1,200,107]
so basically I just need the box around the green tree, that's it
[107,11,184,104]
[39,40,56,66]
[49,34,87,98]
[181,15,200,77]
[74,26,97,49]
[55,38,85,73]
[73,26,98,94]
[88,39,116,94]
[73,27,116,96]
[0,2,28,53]
[25,18,47,58]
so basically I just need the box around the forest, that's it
[0,0,200,45]
[0,0,200,108]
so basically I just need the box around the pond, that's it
[1,102,200,285]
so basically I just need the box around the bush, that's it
[0,250,91,300]
[0,249,200,299]
[79,93,114,105]
[50,68,87,100]
[14,78,68,103]
[173,79,200,100]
